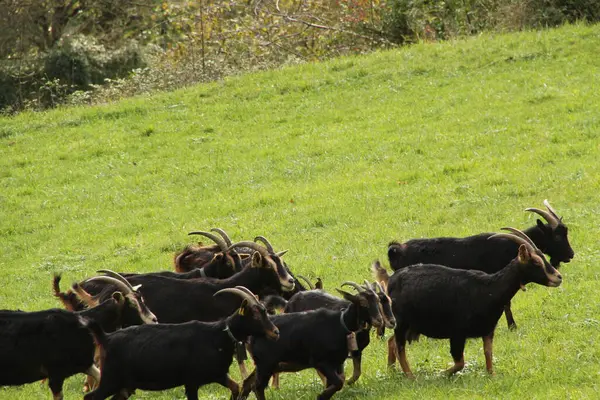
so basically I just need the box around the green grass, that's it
[2,22,600,399]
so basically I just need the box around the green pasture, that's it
[1,23,600,399]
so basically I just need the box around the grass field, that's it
[2,22,600,399]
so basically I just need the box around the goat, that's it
[387,200,573,329]
[382,228,562,377]
[53,272,158,324]
[283,281,385,385]
[239,287,372,400]
[53,274,158,392]
[0,289,154,400]
[175,229,244,273]
[83,287,279,400]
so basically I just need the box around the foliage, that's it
[1,23,600,399]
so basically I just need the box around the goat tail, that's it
[53,273,79,311]
[371,260,390,287]
[72,282,100,309]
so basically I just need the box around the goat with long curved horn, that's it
[543,199,562,221]
[500,227,539,250]
[525,206,559,228]
[254,236,275,253]
[227,241,270,258]
[96,269,139,291]
[84,276,133,295]
[341,281,365,292]
[187,231,228,252]
[296,275,315,290]
[214,286,261,306]
[211,228,233,247]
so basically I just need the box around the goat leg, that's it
[217,375,239,400]
[239,370,257,400]
[445,337,466,376]
[387,335,397,368]
[271,373,280,389]
[483,333,495,375]
[315,364,344,400]
[504,302,517,330]
[346,352,361,385]
[394,330,414,379]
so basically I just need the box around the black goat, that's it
[383,228,562,377]
[387,200,573,329]
[175,229,245,273]
[0,290,153,399]
[283,281,384,385]
[53,272,158,325]
[84,287,279,400]
[239,288,372,400]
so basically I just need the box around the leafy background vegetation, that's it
[2,0,600,113]
[1,23,600,399]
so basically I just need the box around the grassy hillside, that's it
[1,23,600,399]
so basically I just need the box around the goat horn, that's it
[488,233,535,252]
[341,281,365,292]
[85,276,132,295]
[211,228,233,247]
[188,231,228,252]
[525,207,559,228]
[374,281,385,294]
[363,279,376,293]
[296,275,315,290]
[96,269,136,292]
[500,227,539,250]
[234,286,262,305]
[543,199,562,221]
[214,286,260,306]
[254,236,275,253]
[227,241,270,257]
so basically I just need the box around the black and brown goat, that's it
[239,287,372,400]
[0,288,154,400]
[53,272,158,325]
[282,281,385,386]
[83,287,279,400]
[383,228,562,377]
[174,229,245,273]
[387,200,573,329]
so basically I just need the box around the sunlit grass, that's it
[1,23,600,399]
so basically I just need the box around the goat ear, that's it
[315,278,323,290]
[238,299,249,315]
[111,291,125,305]
[536,219,548,232]
[239,253,251,260]
[517,244,531,264]
[336,289,357,302]
[251,251,262,268]
[213,253,224,262]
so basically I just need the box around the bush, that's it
[382,0,600,43]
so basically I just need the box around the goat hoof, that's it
[508,323,517,331]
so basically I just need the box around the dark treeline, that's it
[1,0,599,113]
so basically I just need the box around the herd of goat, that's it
[0,200,574,399]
